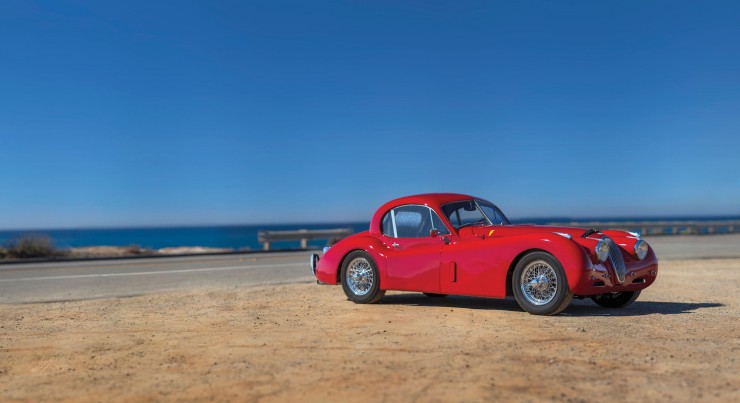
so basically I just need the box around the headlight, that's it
[595,239,610,262]
[634,240,649,260]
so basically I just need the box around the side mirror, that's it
[430,229,439,238]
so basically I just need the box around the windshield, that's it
[441,200,490,229]
[441,200,510,230]
[477,201,510,225]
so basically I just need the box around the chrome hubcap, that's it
[521,260,558,305]
[346,257,373,296]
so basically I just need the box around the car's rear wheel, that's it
[590,290,641,308]
[340,251,385,304]
[423,293,447,298]
[512,252,573,315]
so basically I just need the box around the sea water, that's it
[1,216,737,250]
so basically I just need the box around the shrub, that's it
[4,234,57,259]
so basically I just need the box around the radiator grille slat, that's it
[605,237,626,283]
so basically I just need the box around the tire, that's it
[340,251,385,304]
[512,252,573,315]
[590,290,641,308]
[423,293,447,298]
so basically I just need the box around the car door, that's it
[438,200,504,297]
[440,241,501,297]
[381,205,449,292]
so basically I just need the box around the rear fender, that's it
[314,235,389,288]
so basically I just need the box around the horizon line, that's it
[2,213,739,232]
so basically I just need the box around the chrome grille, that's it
[604,237,626,283]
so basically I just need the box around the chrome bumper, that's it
[310,253,320,276]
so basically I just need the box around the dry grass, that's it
[2,234,58,259]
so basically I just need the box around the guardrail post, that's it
[257,228,354,250]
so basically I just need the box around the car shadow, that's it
[563,299,724,317]
[379,294,523,312]
[379,293,723,316]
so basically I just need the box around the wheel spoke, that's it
[346,258,374,296]
[520,260,558,306]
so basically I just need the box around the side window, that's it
[382,205,451,238]
[394,206,425,238]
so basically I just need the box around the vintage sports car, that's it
[310,193,658,315]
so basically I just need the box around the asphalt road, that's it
[1,234,738,304]
[644,233,740,259]
[0,252,315,304]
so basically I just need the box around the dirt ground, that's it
[1,259,738,402]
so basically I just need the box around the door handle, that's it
[392,242,401,248]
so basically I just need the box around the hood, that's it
[464,224,634,245]
[465,224,589,239]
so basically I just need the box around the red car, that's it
[310,193,658,315]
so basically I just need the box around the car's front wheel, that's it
[590,290,641,308]
[512,252,573,315]
[340,251,385,304]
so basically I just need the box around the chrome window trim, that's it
[390,209,398,238]
[473,200,493,226]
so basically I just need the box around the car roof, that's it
[383,193,479,207]
[369,193,484,235]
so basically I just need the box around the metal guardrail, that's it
[257,228,354,250]
[545,220,740,236]
[257,220,739,250]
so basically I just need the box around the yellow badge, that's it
[488,229,495,237]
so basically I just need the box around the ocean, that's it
[1,216,738,251]
[0,223,369,251]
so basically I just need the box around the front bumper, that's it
[310,253,320,276]
[571,251,659,296]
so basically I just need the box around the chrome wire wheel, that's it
[346,257,374,296]
[520,260,558,306]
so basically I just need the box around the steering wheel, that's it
[457,219,487,229]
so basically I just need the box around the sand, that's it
[1,259,738,402]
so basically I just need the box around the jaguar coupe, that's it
[310,193,658,315]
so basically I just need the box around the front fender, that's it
[494,233,593,294]
[444,233,593,298]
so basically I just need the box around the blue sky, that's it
[1,1,739,229]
